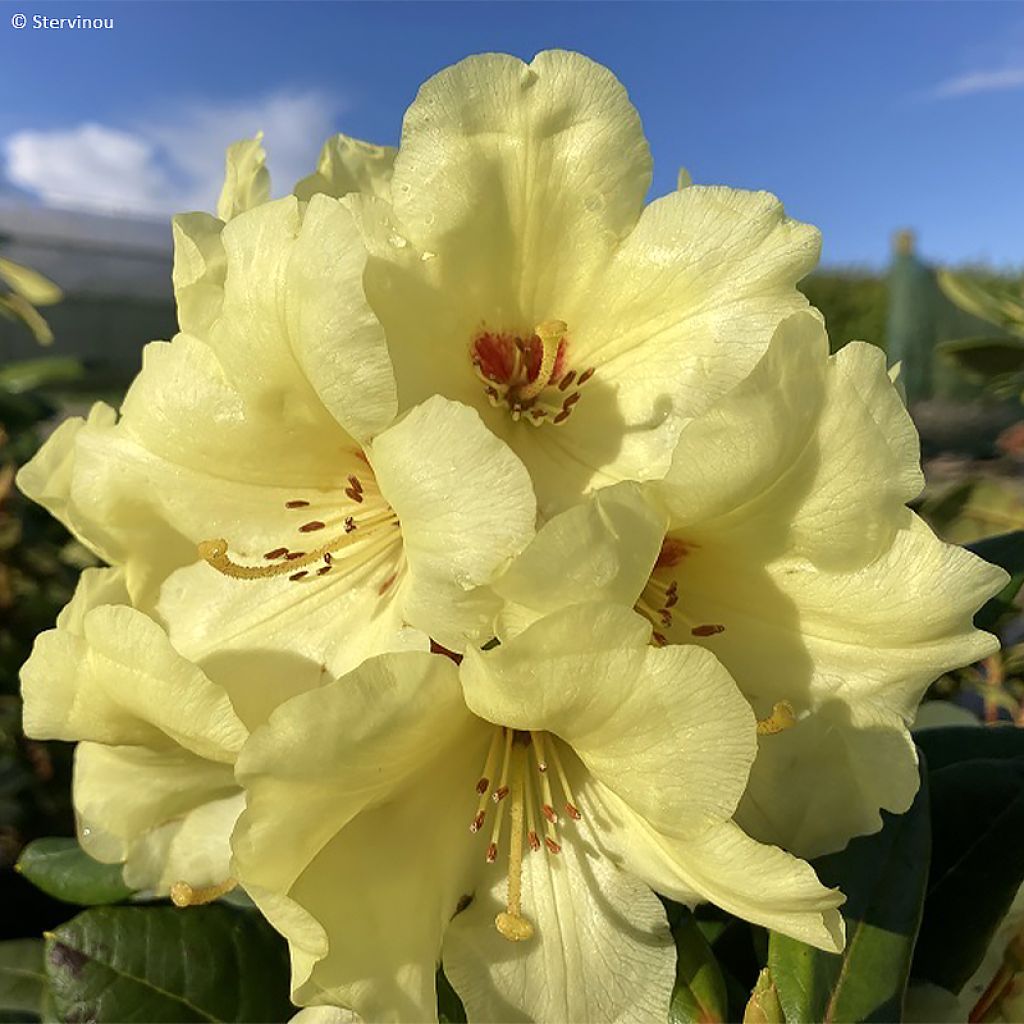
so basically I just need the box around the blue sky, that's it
[1,0,1023,268]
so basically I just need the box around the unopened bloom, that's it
[233,605,843,1023]
[353,50,820,511]
[496,311,1008,858]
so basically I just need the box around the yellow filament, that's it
[170,878,237,907]
[198,510,397,580]
[756,701,797,736]
[493,728,514,801]
[515,319,567,402]
[472,730,504,829]
[495,744,534,942]
[548,741,581,817]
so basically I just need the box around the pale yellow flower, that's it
[19,193,536,668]
[232,606,843,1024]
[351,50,820,511]
[494,311,1007,858]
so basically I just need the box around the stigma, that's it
[170,877,237,907]
[471,319,595,426]
[197,469,403,587]
[469,727,582,942]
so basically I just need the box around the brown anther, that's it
[378,572,398,596]
[527,831,541,852]
[316,565,332,576]
[486,843,499,863]
[652,631,668,647]
[558,370,576,390]
[562,392,581,409]
[285,500,310,509]
[565,803,582,821]
[285,551,305,561]
[299,521,326,533]
[323,552,333,564]
[470,811,486,833]
[343,516,356,532]
[660,610,673,627]
[553,409,572,424]
[476,777,490,796]
[544,837,562,855]
[542,804,558,824]
[344,487,364,503]
[577,367,595,385]
[691,624,726,637]
[347,475,363,494]
[263,547,288,560]
[493,785,510,803]
[289,571,308,581]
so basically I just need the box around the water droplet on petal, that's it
[420,251,437,262]
[388,232,408,249]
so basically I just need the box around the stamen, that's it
[533,735,558,825]
[470,730,502,834]
[170,878,237,908]
[492,728,514,803]
[198,509,399,580]
[495,743,534,942]
[263,547,288,560]
[757,701,797,736]
[486,792,507,863]
[299,521,326,533]
[284,500,309,509]
[691,624,726,637]
[476,730,502,796]
[532,731,549,772]
[523,764,541,853]
[548,742,582,821]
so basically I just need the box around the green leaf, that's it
[939,271,1024,336]
[44,904,293,1023]
[912,758,1024,993]
[937,336,1024,377]
[16,838,133,906]
[914,724,1024,772]
[0,358,84,396]
[768,765,930,1023]
[965,530,1024,576]
[0,940,45,1016]
[669,909,729,1023]
[436,968,467,1023]
[962,531,1024,629]
[0,258,61,306]
[743,968,784,1024]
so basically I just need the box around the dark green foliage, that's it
[44,905,294,1023]
[767,766,930,1023]
[16,840,133,907]
[800,272,888,354]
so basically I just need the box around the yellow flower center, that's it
[197,467,403,590]
[638,536,797,736]
[469,726,582,942]
[636,536,725,646]
[470,319,595,426]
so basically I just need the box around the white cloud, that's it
[3,91,341,217]
[927,65,1024,100]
